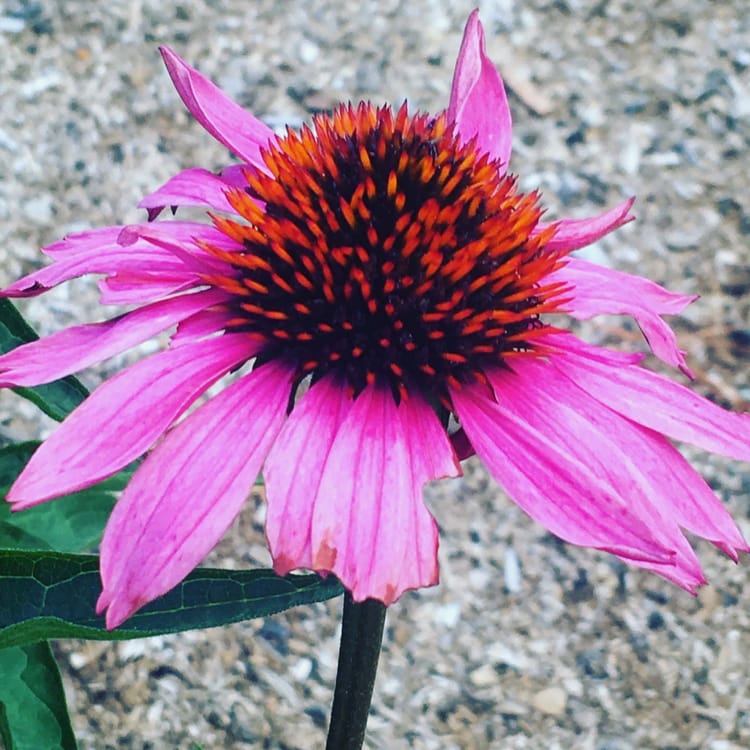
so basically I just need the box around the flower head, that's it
[2,11,748,629]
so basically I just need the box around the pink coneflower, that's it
[2,11,748,629]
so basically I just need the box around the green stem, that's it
[325,592,387,750]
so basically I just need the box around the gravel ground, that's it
[1,1,750,748]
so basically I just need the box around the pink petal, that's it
[544,332,750,462]
[138,167,240,217]
[533,197,636,253]
[264,375,351,572]
[171,307,235,345]
[643,432,748,559]
[97,273,199,305]
[219,164,256,189]
[160,46,274,168]
[8,333,259,508]
[0,289,228,386]
[265,381,460,605]
[548,256,696,374]
[447,9,513,172]
[510,355,745,561]
[42,226,125,259]
[0,228,187,298]
[1,220,242,300]
[451,366,708,590]
[41,222,224,263]
[117,222,240,271]
[97,360,294,629]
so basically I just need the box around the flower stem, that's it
[325,592,387,749]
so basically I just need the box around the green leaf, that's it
[0,300,88,422]
[0,550,343,648]
[0,642,77,750]
[0,443,134,554]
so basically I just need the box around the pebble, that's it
[531,687,568,717]
[290,657,313,681]
[0,127,18,152]
[298,38,320,65]
[0,16,25,33]
[20,72,62,100]
[67,651,89,670]
[22,194,54,224]
[433,601,461,628]
[698,585,721,616]
[486,642,526,671]
[469,663,497,688]
[503,547,522,593]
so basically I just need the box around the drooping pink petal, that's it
[490,358,744,584]
[447,9,513,172]
[533,197,636,253]
[452,366,709,590]
[543,332,750,462]
[8,333,259,508]
[160,46,274,168]
[505,356,746,562]
[641,432,748,560]
[547,256,696,374]
[0,289,228,386]
[266,381,460,605]
[97,360,294,629]
[138,167,239,217]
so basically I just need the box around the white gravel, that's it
[2,1,750,748]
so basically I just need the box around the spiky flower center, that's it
[206,102,565,400]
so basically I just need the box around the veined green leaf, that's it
[0,550,343,648]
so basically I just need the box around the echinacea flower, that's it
[2,11,749,630]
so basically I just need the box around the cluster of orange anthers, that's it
[201,102,568,402]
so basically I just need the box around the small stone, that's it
[298,39,320,65]
[20,71,62,99]
[0,127,18,152]
[0,16,25,33]
[290,657,312,681]
[433,602,461,628]
[468,567,490,591]
[22,195,54,224]
[67,651,89,670]
[503,547,522,593]
[469,663,497,688]
[619,136,641,175]
[118,640,147,661]
[531,686,568,716]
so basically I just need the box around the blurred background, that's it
[1,1,749,747]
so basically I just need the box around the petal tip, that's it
[449,10,512,168]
